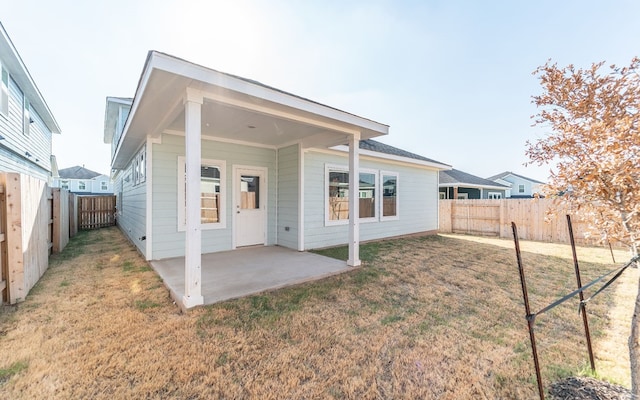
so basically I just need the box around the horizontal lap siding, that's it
[303,150,439,250]
[114,162,147,257]
[276,144,298,249]
[0,78,52,180]
[151,134,276,260]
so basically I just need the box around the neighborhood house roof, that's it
[58,166,103,180]
[486,171,545,184]
[440,169,509,188]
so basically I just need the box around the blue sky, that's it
[2,0,639,181]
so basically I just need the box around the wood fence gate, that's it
[78,195,116,230]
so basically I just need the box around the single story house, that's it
[439,169,509,199]
[104,51,450,308]
[487,171,545,198]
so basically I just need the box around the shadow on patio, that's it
[150,246,351,306]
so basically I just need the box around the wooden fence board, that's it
[78,195,116,230]
[439,198,613,247]
[0,180,7,303]
[3,173,24,303]
[52,188,69,253]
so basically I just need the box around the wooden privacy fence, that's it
[439,198,608,246]
[78,195,116,230]
[0,173,69,304]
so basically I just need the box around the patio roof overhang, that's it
[112,51,390,169]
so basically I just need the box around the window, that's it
[327,169,349,222]
[439,192,446,200]
[381,172,398,220]
[518,184,525,193]
[78,181,86,190]
[60,180,69,190]
[101,181,108,191]
[488,192,502,199]
[0,66,8,118]
[132,145,146,186]
[359,171,376,219]
[178,156,226,230]
[326,165,389,225]
[457,193,468,199]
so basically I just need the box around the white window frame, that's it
[60,180,69,190]
[518,184,525,193]
[488,192,502,199]
[177,156,226,231]
[101,181,108,191]
[439,192,446,200]
[78,181,86,191]
[324,164,380,226]
[380,171,399,221]
[23,98,30,136]
[0,65,8,118]
[457,192,468,199]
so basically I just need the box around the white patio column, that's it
[183,88,204,308]
[347,132,361,267]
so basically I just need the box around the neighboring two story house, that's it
[0,21,61,182]
[54,165,113,195]
[487,171,544,198]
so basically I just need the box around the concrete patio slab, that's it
[150,246,351,307]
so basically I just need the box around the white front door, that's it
[234,166,266,247]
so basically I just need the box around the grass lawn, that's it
[0,227,635,399]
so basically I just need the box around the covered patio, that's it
[150,246,351,308]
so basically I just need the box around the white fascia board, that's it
[151,52,389,135]
[330,145,451,170]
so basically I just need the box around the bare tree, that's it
[527,57,640,393]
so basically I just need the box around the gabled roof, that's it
[360,139,449,167]
[487,171,545,184]
[0,21,60,134]
[439,169,509,189]
[111,51,390,169]
[58,166,103,180]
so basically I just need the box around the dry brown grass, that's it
[0,227,635,399]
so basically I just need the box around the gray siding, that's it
[0,76,52,180]
[303,150,439,250]
[151,134,277,260]
[276,144,298,249]
[114,156,147,257]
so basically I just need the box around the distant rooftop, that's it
[58,166,104,180]
[487,171,545,184]
[440,169,509,188]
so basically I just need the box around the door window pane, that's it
[240,175,259,209]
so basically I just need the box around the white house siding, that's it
[151,134,277,260]
[502,175,535,197]
[276,144,299,250]
[303,150,439,250]
[0,77,52,180]
[114,157,147,257]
